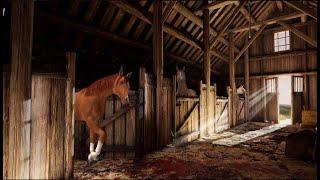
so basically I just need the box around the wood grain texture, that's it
[8,0,33,178]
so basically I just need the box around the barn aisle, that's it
[74,123,316,179]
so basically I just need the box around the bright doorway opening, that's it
[278,75,292,125]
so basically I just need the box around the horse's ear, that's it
[126,72,132,78]
[119,66,123,75]
[182,66,185,71]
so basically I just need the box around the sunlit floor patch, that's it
[212,123,288,146]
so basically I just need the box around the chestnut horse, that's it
[75,67,131,162]
[176,66,197,97]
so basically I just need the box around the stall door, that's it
[266,78,279,123]
[292,76,304,124]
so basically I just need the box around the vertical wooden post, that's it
[153,0,163,148]
[8,0,34,179]
[244,35,250,122]
[229,32,236,127]
[301,16,309,110]
[3,65,10,179]
[65,52,76,179]
[262,77,267,122]
[172,75,177,140]
[203,5,210,136]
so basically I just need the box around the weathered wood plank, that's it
[64,52,76,179]
[8,0,33,178]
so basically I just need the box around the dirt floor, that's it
[74,122,317,179]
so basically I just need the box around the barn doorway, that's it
[278,75,292,125]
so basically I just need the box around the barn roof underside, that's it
[31,0,317,75]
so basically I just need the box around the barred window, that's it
[274,30,290,52]
[266,78,276,93]
[293,76,303,92]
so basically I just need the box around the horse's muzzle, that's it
[124,96,129,104]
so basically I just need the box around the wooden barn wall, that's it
[235,22,317,121]
[140,70,173,153]
[2,65,10,178]
[29,74,74,179]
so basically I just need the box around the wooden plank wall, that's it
[215,98,229,133]
[199,83,216,136]
[2,65,10,178]
[74,91,137,160]
[175,99,200,141]
[236,22,317,121]
[30,75,68,179]
[140,69,173,152]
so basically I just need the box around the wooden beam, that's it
[203,6,211,134]
[240,5,257,23]
[8,0,33,179]
[209,1,247,51]
[234,24,267,62]
[161,1,176,24]
[229,32,236,127]
[64,52,76,179]
[108,0,201,54]
[38,9,221,75]
[153,0,163,148]
[277,20,317,47]
[224,12,304,35]
[171,1,240,54]
[249,49,317,61]
[194,0,238,15]
[236,71,317,79]
[244,35,249,122]
[283,0,317,20]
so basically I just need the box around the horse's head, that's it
[176,66,186,82]
[113,66,132,104]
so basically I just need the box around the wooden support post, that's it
[203,6,210,136]
[229,32,236,127]
[262,77,267,122]
[172,75,177,139]
[301,16,309,110]
[64,52,76,179]
[244,35,250,122]
[7,0,34,179]
[3,65,10,179]
[153,0,163,148]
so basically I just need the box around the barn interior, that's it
[1,0,318,179]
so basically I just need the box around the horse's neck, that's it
[177,80,188,91]
[101,75,117,98]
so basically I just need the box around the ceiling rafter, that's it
[169,1,239,55]
[277,20,317,47]
[209,1,247,51]
[283,0,317,20]
[36,9,220,75]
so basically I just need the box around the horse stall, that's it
[3,0,317,179]
[74,91,141,160]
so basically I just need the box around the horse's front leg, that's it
[87,116,106,163]
[89,130,95,153]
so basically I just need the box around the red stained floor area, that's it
[74,122,317,179]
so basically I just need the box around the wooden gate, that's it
[174,97,200,142]
[266,77,279,123]
[215,98,229,133]
[292,76,304,124]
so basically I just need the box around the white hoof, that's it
[88,152,98,162]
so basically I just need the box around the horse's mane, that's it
[83,74,118,96]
